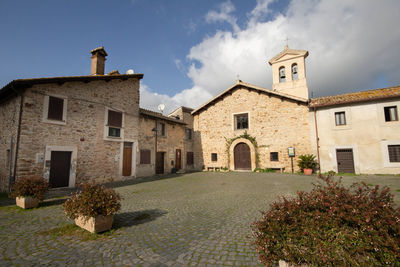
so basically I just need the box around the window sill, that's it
[42,118,66,126]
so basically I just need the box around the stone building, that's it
[191,46,313,172]
[0,47,144,191]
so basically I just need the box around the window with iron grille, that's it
[211,153,218,162]
[235,113,248,130]
[187,152,194,165]
[270,152,279,161]
[384,106,398,122]
[335,111,346,126]
[47,96,64,121]
[388,145,400,162]
[107,110,122,137]
[140,149,151,164]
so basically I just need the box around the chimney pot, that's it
[90,47,108,75]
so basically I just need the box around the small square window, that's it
[335,112,346,126]
[384,106,398,122]
[211,153,218,162]
[270,152,279,161]
[235,113,248,130]
[388,145,400,162]
[140,149,151,164]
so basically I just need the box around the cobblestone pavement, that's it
[1,172,400,266]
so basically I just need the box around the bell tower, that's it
[268,46,309,99]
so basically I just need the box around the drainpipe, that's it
[313,107,321,174]
[152,120,158,175]
[11,85,24,186]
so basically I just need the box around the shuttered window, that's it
[384,106,398,122]
[187,152,194,165]
[48,96,64,121]
[388,145,400,162]
[108,110,122,127]
[335,112,346,126]
[140,149,151,164]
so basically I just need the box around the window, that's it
[235,113,248,130]
[211,153,217,162]
[158,122,166,136]
[187,152,194,165]
[388,145,400,162]
[186,128,192,140]
[384,106,398,122]
[43,95,67,124]
[270,152,279,161]
[107,110,122,137]
[291,64,298,80]
[140,149,151,164]
[279,66,286,82]
[335,112,346,126]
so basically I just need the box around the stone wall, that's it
[193,87,312,172]
[12,78,140,187]
[0,96,21,191]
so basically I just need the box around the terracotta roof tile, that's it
[309,86,400,108]
[139,108,186,125]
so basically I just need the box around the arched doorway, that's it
[234,142,251,170]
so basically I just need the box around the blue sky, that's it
[1,0,399,112]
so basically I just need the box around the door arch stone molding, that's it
[229,138,256,171]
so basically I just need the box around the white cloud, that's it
[140,0,400,113]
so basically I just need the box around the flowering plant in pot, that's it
[297,154,318,175]
[11,177,49,209]
[63,183,121,233]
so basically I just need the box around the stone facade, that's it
[192,82,313,172]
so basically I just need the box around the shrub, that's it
[251,175,400,266]
[10,177,49,200]
[254,168,275,173]
[297,154,318,171]
[63,183,121,221]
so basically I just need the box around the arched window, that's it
[292,63,298,80]
[279,66,286,82]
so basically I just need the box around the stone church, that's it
[0,45,399,191]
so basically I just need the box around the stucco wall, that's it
[315,99,400,174]
[193,87,313,172]
[12,78,140,187]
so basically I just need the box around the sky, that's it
[1,0,400,113]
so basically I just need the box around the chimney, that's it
[90,47,108,75]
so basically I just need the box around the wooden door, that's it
[234,143,251,170]
[122,142,133,176]
[336,149,355,173]
[49,151,71,188]
[175,149,182,169]
[156,152,164,174]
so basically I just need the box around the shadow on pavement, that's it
[39,198,68,208]
[114,209,168,228]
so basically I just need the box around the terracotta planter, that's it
[74,215,113,233]
[16,196,39,209]
[303,168,313,175]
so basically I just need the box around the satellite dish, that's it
[158,104,165,113]
[126,69,135,74]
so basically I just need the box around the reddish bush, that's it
[63,183,121,220]
[11,177,49,200]
[251,175,400,266]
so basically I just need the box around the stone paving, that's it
[1,172,400,266]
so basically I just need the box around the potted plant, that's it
[297,154,318,175]
[11,177,49,209]
[251,175,400,266]
[63,183,121,233]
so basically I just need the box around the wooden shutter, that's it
[48,96,64,121]
[187,152,194,165]
[388,145,400,162]
[140,149,151,164]
[108,110,122,127]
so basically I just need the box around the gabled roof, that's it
[268,45,308,65]
[191,80,308,115]
[168,106,194,116]
[0,74,144,102]
[139,108,186,125]
[309,85,400,108]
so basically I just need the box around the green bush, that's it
[254,168,275,173]
[63,183,121,220]
[10,177,49,200]
[251,175,400,266]
[297,154,318,171]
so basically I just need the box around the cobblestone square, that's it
[1,172,400,266]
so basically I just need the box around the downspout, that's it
[313,107,321,174]
[11,85,24,185]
